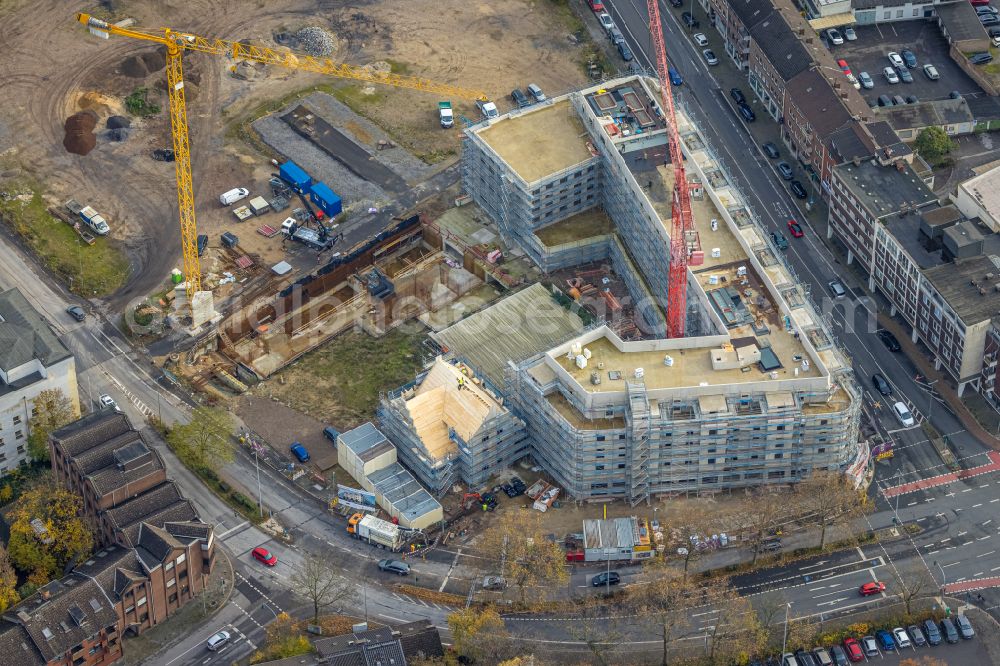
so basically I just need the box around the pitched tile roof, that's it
[749,14,810,81]
[0,623,44,666]
[73,546,146,600]
[395,620,445,661]
[135,523,182,563]
[786,68,858,141]
[728,0,774,30]
[0,288,72,370]
[163,520,214,541]
[120,503,198,547]
[51,411,133,457]
[316,620,444,666]
[104,481,184,532]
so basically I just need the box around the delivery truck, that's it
[347,513,405,551]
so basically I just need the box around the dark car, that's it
[896,67,913,83]
[955,614,975,639]
[828,645,849,666]
[875,629,895,651]
[907,624,926,646]
[760,537,782,552]
[592,571,621,586]
[777,161,794,180]
[872,373,892,396]
[771,231,789,251]
[923,619,942,645]
[682,11,699,27]
[730,88,747,104]
[878,94,893,107]
[940,618,959,643]
[877,329,901,351]
[323,426,339,443]
[794,649,817,666]
[669,67,683,86]
[905,94,919,104]
[737,102,756,122]
[197,233,209,256]
[289,442,310,463]
[377,559,410,575]
[971,51,995,64]
[617,41,634,61]
[763,142,780,159]
[66,305,86,322]
[901,49,917,68]
[510,88,530,108]
[790,180,808,199]
[669,0,683,5]
[950,90,963,99]
[981,15,1000,26]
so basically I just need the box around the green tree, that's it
[250,613,313,664]
[165,406,234,471]
[914,127,955,165]
[0,543,20,612]
[27,389,75,463]
[7,485,93,585]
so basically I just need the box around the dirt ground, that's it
[0,0,590,311]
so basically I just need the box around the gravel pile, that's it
[294,27,337,57]
[63,111,98,155]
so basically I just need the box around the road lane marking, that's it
[942,562,961,568]
[977,551,996,558]
[973,503,984,508]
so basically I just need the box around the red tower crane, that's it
[647,0,693,338]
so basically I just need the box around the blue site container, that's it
[309,182,342,217]
[279,161,312,193]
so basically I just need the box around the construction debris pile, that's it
[63,111,98,155]
[294,26,337,57]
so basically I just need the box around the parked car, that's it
[887,51,905,68]
[703,49,719,65]
[971,52,994,64]
[828,644,849,666]
[877,329,901,351]
[861,636,879,657]
[897,67,913,83]
[859,581,885,596]
[377,559,410,575]
[836,58,851,73]
[977,5,999,14]
[482,575,507,590]
[737,102,755,122]
[794,649,817,666]
[841,637,864,662]
[526,83,546,103]
[760,537,782,552]
[883,66,900,84]
[907,624,926,646]
[510,88,530,108]
[878,94,893,107]
[617,42,634,61]
[206,630,231,651]
[787,219,804,238]
[892,627,911,648]
[981,14,1000,26]
[693,32,709,46]
[859,71,874,89]
[901,49,918,67]
[778,161,794,180]
[252,546,277,566]
[872,373,892,396]
[608,27,625,45]
[950,90,963,99]
[762,141,780,158]
[592,571,621,586]
[923,619,943,645]
[669,0,683,6]
[790,180,807,199]
[99,394,120,412]
[892,94,907,105]
[682,12,699,27]
[844,26,857,41]
[730,88,747,104]
[811,647,833,666]
[66,305,86,322]
[289,442,310,462]
[923,63,940,79]
[940,617,959,643]
[905,94,919,103]
[956,614,975,639]
[771,231,789,251]
[597,12,615,32]
[829,279,847,298]
[197,233,209,256]
[893,401,915,427]
[875,629,895,651]
[826,28,844,45]
[588,0,605,10]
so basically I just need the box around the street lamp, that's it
[781,603,792,655]
[934,560,947,588]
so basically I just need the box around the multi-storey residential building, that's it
[0,288,80,473]
[439,75,866,503]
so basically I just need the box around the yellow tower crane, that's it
[77,13,484,294]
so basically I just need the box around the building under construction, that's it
[379,74,865,504]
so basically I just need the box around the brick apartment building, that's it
[0,410,221,664]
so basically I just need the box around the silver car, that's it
[883,66,899,84]
[923,63,940,80]
[858,71,874,89]
[703,49,719,65]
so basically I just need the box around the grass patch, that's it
[330,83,389,110]
[258,328,428,428]
[124,87,161,117]
[545,0,586,33]
[0,184,129,296]
[383,59,411,75]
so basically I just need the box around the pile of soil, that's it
[120,46,167,78]
[107,115,131,130]
[63,111,98,155]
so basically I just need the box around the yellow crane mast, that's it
[77,13,484,294]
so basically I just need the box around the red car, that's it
[971,0,991,6]
[842,637,864,662]
[252,546,277,566]
[859,581,885,596]
[837,58,851,74]
[588,0,605,10]
[787,219,804,238]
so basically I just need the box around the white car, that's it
[99,394,120,412]
[693,32,709,47]
[887,51,905,69]
[923,63,940,80]
[826,28,844,45]
[206,630,230,651]
[598,12,615,33]
[884,66,900,84]
[893,401,915,427]
[844,27,857,41]
[703,49,719,65]
[893,627,912,648]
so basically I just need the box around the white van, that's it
[219,188,249,206]
[892,401,915,427]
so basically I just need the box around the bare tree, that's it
[479,511,568,605]
[795,472,868,549]
[447,607,517,665]
[754,592,791,651]
[633,558,703,666]
[290,555,357,624]
[890,562,934,616]
[703,582,766,663]
[664,503,727,579]
[566,605,625,666]
[740,488,788,565]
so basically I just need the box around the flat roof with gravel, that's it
[476,100,594,184]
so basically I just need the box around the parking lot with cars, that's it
[824,21,983,106]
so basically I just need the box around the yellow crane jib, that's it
[75,13,484,296]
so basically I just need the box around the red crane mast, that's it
[647,0,692,338]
